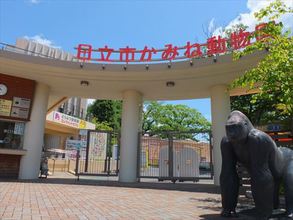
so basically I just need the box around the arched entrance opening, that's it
[0,40,265,184]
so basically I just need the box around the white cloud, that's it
[30,0,40,4]
[23,34,60,48]
[213,0,293,36]
[247,0,274,12]
[208,18,215,35]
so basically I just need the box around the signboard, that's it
[65,139,87,159]
[65,139,87,149]
[46,111,95,129]
[64,140,86,159]
[0,99,12,116]
[52,111,88,129]
[53,112,79,128]
[79,120,86,129]
[112,145,119,160]
[79,129,88,136]
[10,107,29,119]
[88,132,108,160]
[12,97,31,109]
[75,23,271,63]
[0,74,35,121]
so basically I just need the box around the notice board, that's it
[0,73,35,121]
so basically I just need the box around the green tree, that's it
[224,23,249,49]
[143,101,163,133]
[230,0,293,129]
[231,94,290,127]
[91,118,113,131]
[143,101,211,138]
[221,22,290,128]
[88,100,210,138]
[87,100,122,131]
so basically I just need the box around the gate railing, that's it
[137,130,213,182]
[75,130,120,178]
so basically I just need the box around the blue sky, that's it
[1,0,292,121]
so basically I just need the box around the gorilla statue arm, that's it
[248,129,276,218]
[220,136,239,217]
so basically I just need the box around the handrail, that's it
[0,42,65,60]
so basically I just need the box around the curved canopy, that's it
[0,50,265,100]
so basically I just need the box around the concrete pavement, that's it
[0,173,259,220]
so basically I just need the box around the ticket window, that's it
[0,121,25,150]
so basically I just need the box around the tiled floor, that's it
[0,174,256,220]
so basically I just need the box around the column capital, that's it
[122,90,142,98]
[210,84,229,94]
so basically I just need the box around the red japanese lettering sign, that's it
[75,23,270,63]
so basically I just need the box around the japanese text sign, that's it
[75,23,271,63]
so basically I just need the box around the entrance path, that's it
[0,173,255,220]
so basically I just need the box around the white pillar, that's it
[19,82,50,179]
[210,85,230,185]
[119,90,142,182]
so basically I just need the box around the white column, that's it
[119,90,142,182]
[210,85,230,185]
[19,82,50,179]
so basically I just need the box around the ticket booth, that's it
[0,73,35,178]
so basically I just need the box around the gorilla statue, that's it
[220,110,293,219]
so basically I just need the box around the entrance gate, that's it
[74,130,212,182]
[75,130,120,178]
[138,131,213,182]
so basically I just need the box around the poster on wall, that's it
[12,97,31,109]
[65,139,87,159]
[10,107,29,119]
[79,129,88,136]
[14,122,25,135]
[65,139,87,149]
[0,99,12,116]
[0,74,35,121]
[88,132,108,160]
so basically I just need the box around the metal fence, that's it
[137,131,213,182]
[75,130,120,178]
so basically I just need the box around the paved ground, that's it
[0,173,279,220]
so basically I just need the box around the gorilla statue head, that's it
[225,111,254,143]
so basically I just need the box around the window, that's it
[0,121,25,149]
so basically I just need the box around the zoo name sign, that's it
[75,23,270,63]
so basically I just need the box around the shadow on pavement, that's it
[199,207,289,220]
[199,213,254,220]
